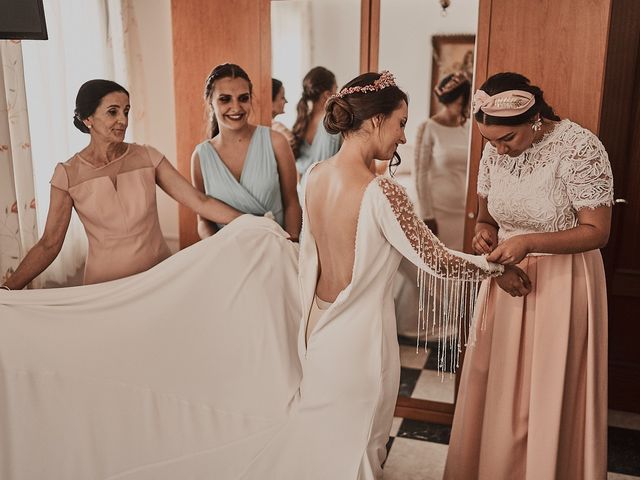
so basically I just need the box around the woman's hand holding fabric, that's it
[472,225,497,254]
[486,235,531,265]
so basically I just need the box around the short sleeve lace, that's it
[477,142,494,198]
[479,120,614,241]
[560,131,613,210]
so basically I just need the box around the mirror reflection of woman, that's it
[271,78,295,148]
[191,64,302,241]
[1,80,243,289]
[445,72,612,480]
[291,66,342,177]
[414,72,471,249]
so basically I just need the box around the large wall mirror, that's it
[270,0,480,423]
[271,0,361,129]
[377,0,479,422]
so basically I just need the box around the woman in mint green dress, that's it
[192,64,302,240]
[291,66,342,177]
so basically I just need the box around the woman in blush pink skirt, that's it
[444,72,612,480]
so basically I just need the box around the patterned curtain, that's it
[0,41,40,288]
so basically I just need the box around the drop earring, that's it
[532,117,542,132]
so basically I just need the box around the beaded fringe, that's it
[414,239,488,376]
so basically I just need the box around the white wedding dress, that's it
[0,176,500,480]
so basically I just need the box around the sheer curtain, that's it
[0,41,40,287]
[21,0,139,286]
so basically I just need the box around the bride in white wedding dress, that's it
[0,71,508,480]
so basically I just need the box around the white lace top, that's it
[477,119,614,242]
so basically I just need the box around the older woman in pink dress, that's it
[444,72,613,480]
[2,80,243,289]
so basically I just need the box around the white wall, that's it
[378,0,478,168]
[309,0,361,89]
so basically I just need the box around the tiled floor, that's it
[398,335,455,403]
[391,334,640,478]
[384,413,640,478]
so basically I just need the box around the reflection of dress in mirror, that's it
[192,64,302,241]
[271,78,295,148]
[414,72,471,250]
[292,66,342,178]
[395,73,471,337]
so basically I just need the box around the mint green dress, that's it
[295,121,341,176]
[196,126,284,228]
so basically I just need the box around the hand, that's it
[472,226,497,254]
[424,218,438,236]
[496,265,532,297]
[486,235,531,265]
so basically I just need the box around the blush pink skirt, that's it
[445,250,607,480]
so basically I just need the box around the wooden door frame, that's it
[360,0,380,73]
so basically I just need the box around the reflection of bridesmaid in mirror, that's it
[291,66,342,177]
[413,72,471,250]
[191,64,302,241]
[271,78,295,148]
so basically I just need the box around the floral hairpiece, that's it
[332,70,397,99]
[434,71,469,96]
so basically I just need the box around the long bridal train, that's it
[0,215,303,480]
[1,175,500,479]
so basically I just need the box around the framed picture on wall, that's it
[430,34,475,116]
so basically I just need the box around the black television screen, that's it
[0,0,48,40]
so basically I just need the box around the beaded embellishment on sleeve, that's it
[376,177,502,372]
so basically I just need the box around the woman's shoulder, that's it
[553,119,608,161]
[126,143,167,167]
[371,175,412,208]
[556,119,602,145]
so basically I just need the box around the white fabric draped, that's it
[0,41,40,288]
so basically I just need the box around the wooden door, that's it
[599,0,640,413]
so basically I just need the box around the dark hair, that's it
[474,72,561,126]
[435,73,471,111]
[272,78,283,101]
[204,63,253,138]
[291,66,336,156]
[73,80,129,134]
[324,72,408,173]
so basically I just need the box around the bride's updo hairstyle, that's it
[474,72,560,126]
[325,71,408,171]
[324,72,408,136]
